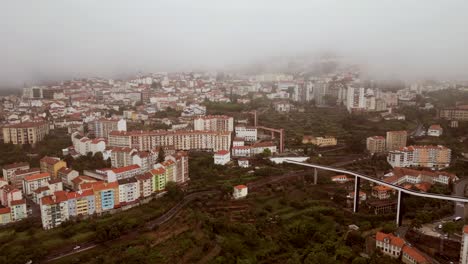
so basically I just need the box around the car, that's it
[438,224,443,229]
[454,216,462,222]
[73,245,81,250]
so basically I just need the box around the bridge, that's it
[285,160,468,226]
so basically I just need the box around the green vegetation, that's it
[0,129,72,169]
[64,152,111,174]
[0,196,176,264]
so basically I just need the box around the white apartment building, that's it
[461,226,468,264]
[193,115,234,132]
[387,145,451,169]
[108,130,231,152]
[23,172,52,196]
[346,86,366,112]
[235,126,257,142]
[71,132,106,156]
[117,178,140,204]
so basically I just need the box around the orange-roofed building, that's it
[460,225,468,264]
[402,245,429,264]
[40,156,67,179]
[233,184,248,199]
[40,191,71,229]
[427,124,443,137]
[375,232,405,258]
[23,172,51,195]
[150,167,167,191]
[214,150,231,165]
[0,207,11,224]
[372,185,395,200]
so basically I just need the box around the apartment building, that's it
[386,131,407,151]
[40,191,70,230]
[40,156,67,179]
[0,184,22,206]
[89,118,127,138]
[387,145,451,169]
[372,185,394,200]
[110,147,137,168]
[9,168,41,190]
[58,167,79,189]
[150,167,167,192]
[71,132,106,156]
[439,107,468,121]
[461,226,468,264]
[2,121,49,145]
[117,177,140,204]
[302,136,337,147]
[2,162,29,183]
[136,173,153,198]
[366,136,386,154]
[108,130,231,152]
[193,115,234,132]
[23,172,51,195]
[234,126,257,142]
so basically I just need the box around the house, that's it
[427,124,443,137]
[238,158,250,168]
[372,185,394,200]
[402,245,429,264]
[331,175,352,184]
[233,185,248,199]
[214,150,231,165]
[2,162,29,183]
[375,232,405,258]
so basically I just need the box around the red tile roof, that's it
[215,150,230,155]
[111,164,140,174]
[10,199,26,206]
[3,162,29,170]
[376,232,405,248]
[234,185,247,190]
[402,245,429,263]
[40,156,62,166]
[150,168,166,175]
[24,172,51,181]
[0,207,11,214]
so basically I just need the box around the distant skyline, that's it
[2,1,468,87]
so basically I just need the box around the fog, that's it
[1,0,468,86]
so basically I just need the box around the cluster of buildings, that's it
[366,130,408,154]
[302,135,338,147]
[1,150,189,229]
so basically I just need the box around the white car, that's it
[73,245,81,250]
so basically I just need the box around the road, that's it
[409,121,425,137]
[43,190,220,263]
[43,170,310,263]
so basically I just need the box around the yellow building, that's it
[2,121,49,145]
[40,156,67,179]
[150,167,167,192]
[302,135,337,147]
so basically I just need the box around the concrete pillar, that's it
[464,202,468,219]
[353,176,361,213]
[314,168,318,185]
[396,190,404,226]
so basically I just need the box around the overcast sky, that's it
[1,1,468,86]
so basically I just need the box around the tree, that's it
[165,181,183,201]
[442,222,459,235]
[381,222,396,234]
[157,148,165,163]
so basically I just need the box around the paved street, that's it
[452,177,468,218]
